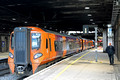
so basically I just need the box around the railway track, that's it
[0,58,10,76]
[0,58,27,80]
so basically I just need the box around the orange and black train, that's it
[8,26,94,74]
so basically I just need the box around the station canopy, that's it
[0,0,113,35]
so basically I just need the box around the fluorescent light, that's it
[36,24,39,26]
[12,18,16,20]
[90,19,93,21]
[17,4,21,6]
[85,7,90,9]
[8,5,15,7]
[107,24,111,27]
[92,23,95,24]
[88,14,92,16]
[44,26,47,28]
[25,21,28,23]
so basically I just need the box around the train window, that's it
[69,41,74,49]
[54,41,58,51]
[59,41,63,51]
[32,33,41,49]
[11,34,14,49]
[49,38,51,51]
[66,41,69,50]
[46,39,48,49]
[54,41,63,51]
[63,40,66,50]
[79,40,82,47]
[69,41,72,49]
[76,43,79,48]
[80,42,81,47]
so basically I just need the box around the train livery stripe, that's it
[53,51,90,80]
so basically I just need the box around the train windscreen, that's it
[11,34,14,49]
[32,33,41,49]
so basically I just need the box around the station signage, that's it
[83,25,89,34]
[108,28,112,37]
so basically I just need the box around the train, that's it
[8,26,94,75]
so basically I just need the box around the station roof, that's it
[0,0,113,37]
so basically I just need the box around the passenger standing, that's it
[106,43,115,65]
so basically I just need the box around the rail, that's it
[0,58,10,76]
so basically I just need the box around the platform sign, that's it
[83,25,89,34]
[108,28,112,37]
[2,41,5,47]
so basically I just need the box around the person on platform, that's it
[106,43,115,65]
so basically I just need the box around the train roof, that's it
[40,27,79,39]
[35,27,93,41]
[13,26,93,40]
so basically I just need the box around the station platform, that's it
[24,48,120,80]
[0,52,8,59]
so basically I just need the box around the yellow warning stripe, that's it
[53,51,90,80]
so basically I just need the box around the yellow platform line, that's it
[53,51,90,80]
[90,61,103,63]
[0,56,8,58]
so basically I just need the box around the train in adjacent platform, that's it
[8,26,94,75]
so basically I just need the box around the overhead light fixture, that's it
[92,23,95,24]
[107,24,111,27]
[88,14,92,16]
[17,4,21,6]
[25,21,28,23]
[85,7,90,9]
[90,19,93,21]
[36,24,39,26]
[12,18,16,20]
[8,5,15,7]
[44,26,47,28]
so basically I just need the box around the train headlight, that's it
[9,52,14,58]
[34,53,42,59]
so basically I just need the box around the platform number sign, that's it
[108,28,112,37]
[83,25,89,34]
[2,41,5,47]
[85,28,87,33]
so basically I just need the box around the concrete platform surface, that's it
[0,52,8,59]
[24,48,120,80]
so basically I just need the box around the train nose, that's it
[17,66,25,74]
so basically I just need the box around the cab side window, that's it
[11,34,14,49]
[46,39,48,49]
[49,38,51,51]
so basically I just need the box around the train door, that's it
[45,33,50,60]
[66,38,69,54]
[85,40,87,50]
[82,39,85,50]
[86,40,88,49]
[76,39,79,53]
[48,33,56,61]
[62,36,67,57]
[82,39,84,50]
[80,39,82,51]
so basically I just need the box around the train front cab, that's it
[8,32,15,74]
[8,27,48,74]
